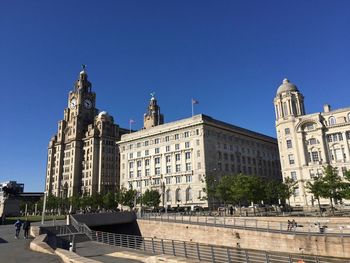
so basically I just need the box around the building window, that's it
[186,188,192,202]
[329,117,336,126]
[166,146,170,152]
[294,187,300,197]
[175,154,181,161]
[145,159,150,166]
[153,178,160,185]
[197,162,201,169]
[285,128,290,135]
[176,188,181,201]
[166,189,172,201]
[129,162,134,169]
[185,142,190,148]
[197,150,200,157]
[166,155,171,163]
[137,142,141,148]
[137,161,142,167]
[175,134,179,140]
[144,141,149,146]
[144,179,149,186]
[154,157,160,165]
[176,164,181,172]
[311,151,319,162]
[129,153,133,159]
[137,170,141,177]
[196,139,200,146]
[288,154,295,165]
[176,176,181,184]
[286,140,292,149]
[186,163,192,171]
[166,177,172,184]
[308,138,317,145]
[306,123,314,131]
[129,171,134,178]
[291,171,297,181]
[186,175,192,183]
[184,131,189,138]
[155,147,160,154]
[334,149,343,161]
[175,144,180,150]
[155,167,161,175]
[145,168,150,176]
[165,136,170,142]
[166,165,171,174]
[137,151,141,157]
[185,152,191,160]
[154,138,160,144]
[145,150,149,156]
[136,181,141,187]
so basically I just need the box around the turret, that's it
[143,93,164,129]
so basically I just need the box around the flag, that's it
[192,99,199,105]
[129,119,135,124]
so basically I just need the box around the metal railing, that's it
[140,213,350,237]
[90,229,349,263]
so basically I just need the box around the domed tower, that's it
[274,78,305,120]
[143,93,164,129]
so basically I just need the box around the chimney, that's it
[323,104,331,113]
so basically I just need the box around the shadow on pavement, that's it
[0,237,8,243]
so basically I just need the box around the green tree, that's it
[141,189,161,208]
[264,179,283,205]
[216,176,235,205]
[306,177,325,215]
[102,192,118,210]
[340,170,350,199]
[69,195,81,212]
[119,187,137,210]
[319,165,343,214]
[46,194,58,213]
[279,177,298,210]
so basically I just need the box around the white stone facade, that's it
[119,112,281,209]
[274,79,350,206]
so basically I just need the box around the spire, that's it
[143,93,164,129]
[75,64,91,92]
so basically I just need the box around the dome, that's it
[98,111,108,117]
[276,78,298,95]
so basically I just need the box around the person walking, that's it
[14,219,22,239]
[23,219,31,239]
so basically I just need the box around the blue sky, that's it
[1,1,349,191]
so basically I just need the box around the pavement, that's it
[0,223,62,263]
[76,241,145,263]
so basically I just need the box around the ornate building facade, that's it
[274,79,350,206]
[119,96,281,209]
[45,68,127,198]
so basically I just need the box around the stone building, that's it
[119,96,281,209]
[45,68,127,198]
[274,79,350,206]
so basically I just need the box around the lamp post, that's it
[41,191,48,225]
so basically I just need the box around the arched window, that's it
[166,189,172,202]
[175,188,181,202]
[329,116,336,126]
[186,188,192,202]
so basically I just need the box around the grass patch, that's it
[4,215,66,224]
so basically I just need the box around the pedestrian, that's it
[23,219,31,239]
[230,206,234,216]
[291,219,297,231]
[287,220,291,231]
[14,219,22,239]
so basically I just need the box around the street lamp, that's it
[41,191,48,225]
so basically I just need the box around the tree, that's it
[264,179,283,205]
[216,176,235,205]
[141,189,161,208]
[119,187,137,210]
[69,195,81,212]
[306,177,325,215]
[279,177,298,210]
[319,165,343,214]
[102,192,118,211]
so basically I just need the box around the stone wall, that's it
[137,219,350,258]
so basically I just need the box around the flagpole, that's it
[191,99,194,117]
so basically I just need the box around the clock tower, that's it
[45,67,128,199]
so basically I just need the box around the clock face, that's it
[70,98,77,108]
[84,99,92,109]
